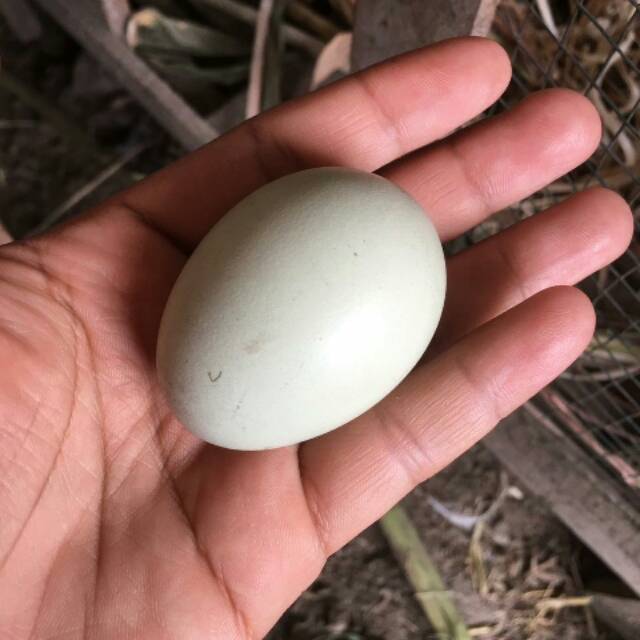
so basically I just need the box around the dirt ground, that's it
[0,15,176,238]
[0,12,627,640]
[268,444,618,640]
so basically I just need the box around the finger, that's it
[434,187,633,351]
[114,38,511,249]
[382,88,602,241]
[299,286,595,554]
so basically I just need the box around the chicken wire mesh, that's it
[472,0,640,503]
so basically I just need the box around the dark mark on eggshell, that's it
[207,370,223,384]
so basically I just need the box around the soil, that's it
[269,445,618,640]
[0,14,177,238]
[0,8,627,640]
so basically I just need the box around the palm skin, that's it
[0,38,634,640]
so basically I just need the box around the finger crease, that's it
[372,403,437,489]
[166,467,256,640]
[243,117,307,183]
[446,138,493,218]
[453,350,504,426]
[353,74,405,160]
[298,452,333,559]
[492,234,531,303]
[118,203,191,257]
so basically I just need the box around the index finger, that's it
[114,37,511,250]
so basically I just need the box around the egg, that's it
[156,167,446,450]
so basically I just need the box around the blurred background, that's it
[1,1,639,638]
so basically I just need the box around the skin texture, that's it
[0,37,634,639]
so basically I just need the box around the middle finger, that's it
[381,88,602,241]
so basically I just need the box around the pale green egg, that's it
[157,167,446,450]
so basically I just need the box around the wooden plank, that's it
[485,408,640,596]
[591,594,640,640]
[351,0,497,71]
[32,0,217,150]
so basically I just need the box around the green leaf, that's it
[143,51,249,90]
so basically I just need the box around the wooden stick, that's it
[100,0,131,35]
[328,0,355,26]
[247,0,274,119]
[471,0,499,36]
[31,0,217,150]
[286,1,339,41]
[380,504,471,640]
[246,0,285,118]
[540,389,640,489]
[191,0,323,55]
[29,143,147,236]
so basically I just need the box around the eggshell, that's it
[157,167,446,450]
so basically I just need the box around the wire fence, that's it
[475,0,640,502]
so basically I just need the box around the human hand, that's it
[0,38,633,639]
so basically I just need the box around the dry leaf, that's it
[311,32,352,89]
[0,222,12,246]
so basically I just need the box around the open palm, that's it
[0,38,633,639]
